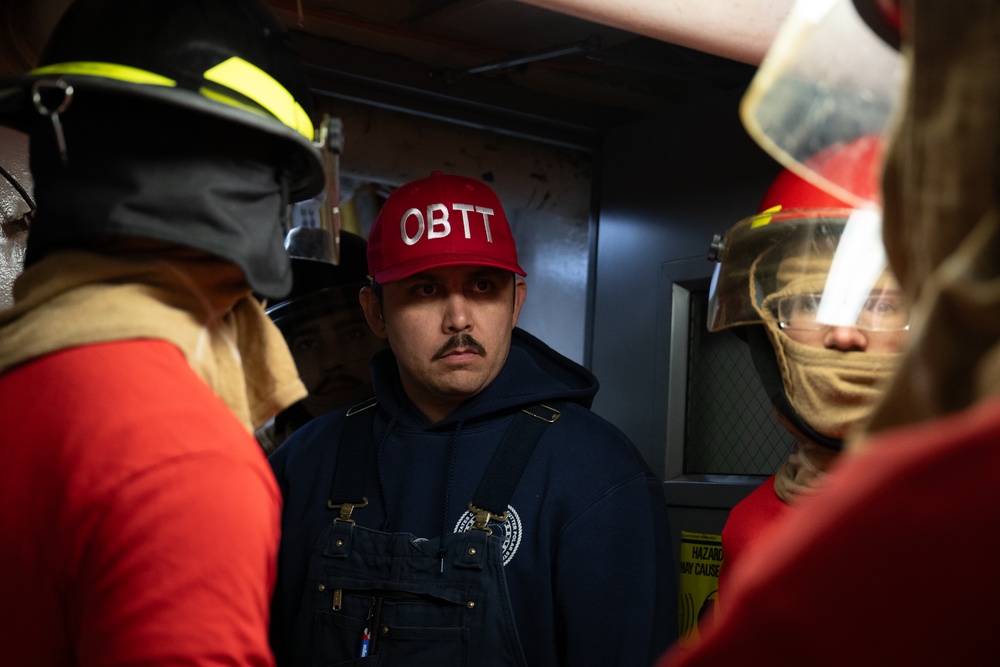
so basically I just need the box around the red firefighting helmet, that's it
[709,161,906,451]
[740,0,905,209]
[707,157,903,334]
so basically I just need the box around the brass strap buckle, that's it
[327,497,369,524]
[521,404,561,423]
[467,502,508,535]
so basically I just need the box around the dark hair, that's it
[369,277,383,299]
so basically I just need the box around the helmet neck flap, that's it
[27,94,295,298]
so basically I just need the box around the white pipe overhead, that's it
[515,0,795,65]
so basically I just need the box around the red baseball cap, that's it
[367,172,527,283]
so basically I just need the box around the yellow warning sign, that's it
[677,531,722,648]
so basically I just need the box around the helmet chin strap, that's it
[743,325,843,451]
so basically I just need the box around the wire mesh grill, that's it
[684,290,794,474]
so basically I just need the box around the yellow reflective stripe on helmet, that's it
[31,58,313,141]
[30,61,176,86]
[751,204,782,228]
[199,87,271,119]
[203,57,313,140]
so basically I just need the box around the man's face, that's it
[361,265,527,422]
[764,250,911,354]
[286,290,385,417]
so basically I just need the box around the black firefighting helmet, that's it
[0,0,323,202]
[0,0,329,298]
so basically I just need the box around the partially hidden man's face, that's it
[361,265,527,423]
[763,252,911,354]
[776,288,910,354]
[286,290,386,417]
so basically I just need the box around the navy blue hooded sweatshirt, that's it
[269,328,678,666]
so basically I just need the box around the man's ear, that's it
[512,278,527,328]
[359,286,388,339]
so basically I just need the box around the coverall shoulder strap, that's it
[327,397,377,521]
[468,404,560,526]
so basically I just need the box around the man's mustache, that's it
[433,333,486,359]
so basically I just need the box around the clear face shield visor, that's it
[283,114,347,265]
[740,0,905,209]
[707,207,908,334]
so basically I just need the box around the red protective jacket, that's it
[659,394,1000,666]
[0,339,281,666]
[718,474,790,598]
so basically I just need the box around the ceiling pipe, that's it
[513,0,795,65]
